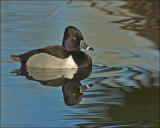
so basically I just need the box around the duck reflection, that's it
[12,67,93,106]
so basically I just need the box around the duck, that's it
[11,26,94,69]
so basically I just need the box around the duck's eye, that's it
[72,36,77,40]
[72,93,76,96]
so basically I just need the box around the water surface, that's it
[1,1,159,127]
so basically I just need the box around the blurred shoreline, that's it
[89,0,160,49]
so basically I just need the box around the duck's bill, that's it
[80,84,94,93]
[80,41,94,51]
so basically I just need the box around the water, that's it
[1,1,159,127]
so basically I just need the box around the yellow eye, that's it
[73,36,77,40]
[72,93,76,96]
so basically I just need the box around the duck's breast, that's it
[26,53,78,69]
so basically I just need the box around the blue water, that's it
[1,1,159,127]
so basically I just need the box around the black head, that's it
[62,26,94,51]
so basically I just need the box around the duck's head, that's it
[62,26,94,51]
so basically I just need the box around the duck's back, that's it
[11,46,77,69]
[11,46,92,69]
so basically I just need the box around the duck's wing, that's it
[40,46,69,58]
[11,46,69,64]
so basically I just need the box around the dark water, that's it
[1,1,159,128]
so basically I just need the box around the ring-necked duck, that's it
[11,26,94,69]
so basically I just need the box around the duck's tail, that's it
[11,55,21,62]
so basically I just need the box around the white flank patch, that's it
[26,53,78,69]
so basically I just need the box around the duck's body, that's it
[11,46,92,69]
[11,26,93,69]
